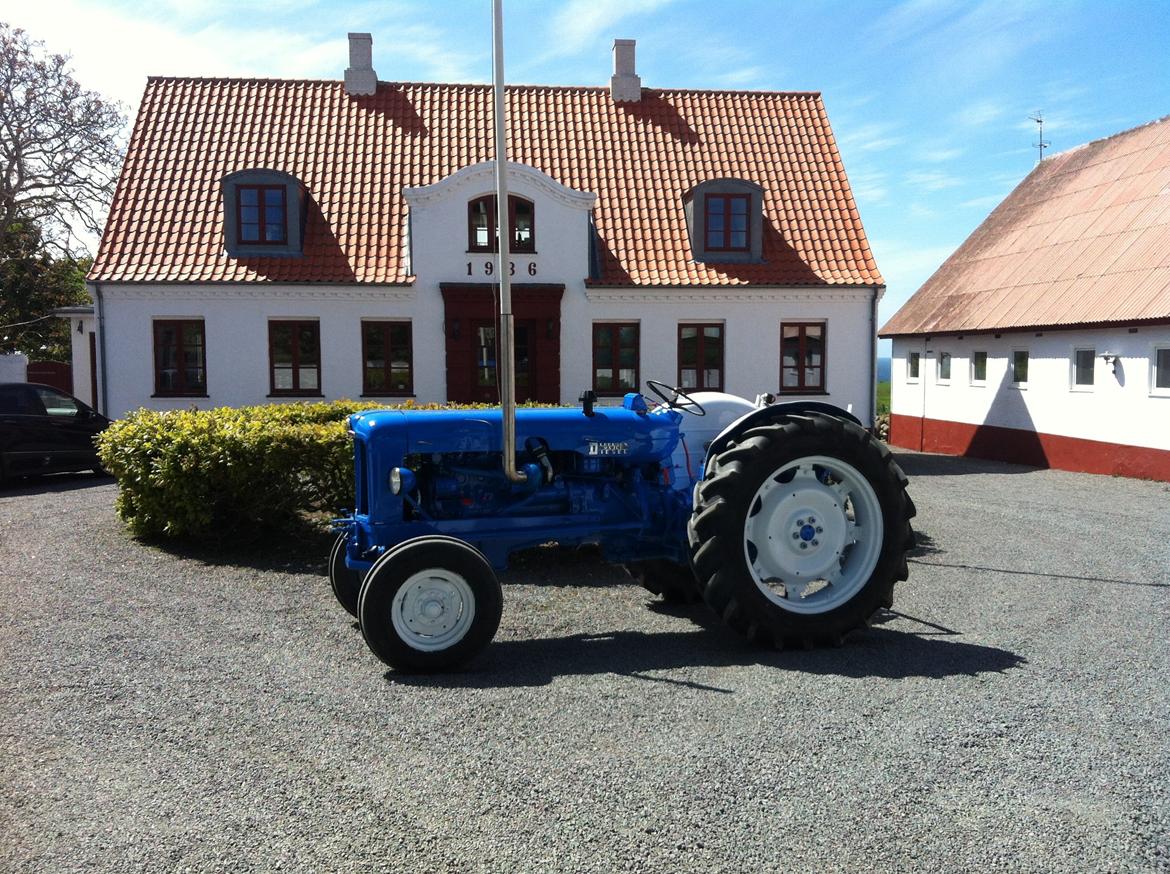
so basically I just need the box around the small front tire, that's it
[329,532,365,617]
[357,536,503,671]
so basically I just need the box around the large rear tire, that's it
[357,536,503,671]
[688,413,915,648]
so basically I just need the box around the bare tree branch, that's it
[0,22,126,257]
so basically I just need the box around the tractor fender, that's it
[702,400,864,466]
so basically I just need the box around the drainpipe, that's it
[491,0,526,483]
[89,282,109,417]
[869,285,881,428]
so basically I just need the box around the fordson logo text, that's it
[587,441,631,456]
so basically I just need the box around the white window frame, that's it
[1010,348,1029,389]
[936,350,952,385]
[1151,345,1170,398]
[1070,346,1096,392]
[906,350,921,384]
[970,350,987,387]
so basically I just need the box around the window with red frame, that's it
[704,193,750,251]
[153,320,206,396]
[678,324,724,391]
[269,321,321,395]
[468,195,535,252]
[237,185,287,245]
[362,321,413,395]
[780,322,826,393]
[593,323,639,396]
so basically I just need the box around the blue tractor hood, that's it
[350,405,681,466]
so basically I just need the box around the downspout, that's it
[89,281,109,417]
[869,285,881,428]
[491,0,526,483]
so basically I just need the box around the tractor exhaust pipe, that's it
[491,0,527,483]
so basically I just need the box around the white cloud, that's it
[848,169,890,205]
[905,169,962,191]
[539,0,677,61]
[953,99,1005,128]
[836,122,905,153]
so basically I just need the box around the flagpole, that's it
[492,0,526,483]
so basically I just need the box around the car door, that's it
[31,386,103,470]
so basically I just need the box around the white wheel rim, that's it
[390,569,476,652]
[742,455,883,615]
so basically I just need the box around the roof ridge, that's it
[1046,112,1170,161]
[144,75,821,98]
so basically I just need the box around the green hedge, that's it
[96,400,501,541]
[98,399,563,541]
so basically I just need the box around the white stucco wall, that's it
[65,315,97,409]
[890,326,1170,451]
[0,353,28,383]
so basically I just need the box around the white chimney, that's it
[345,32,377,96]
[610,39,641,102]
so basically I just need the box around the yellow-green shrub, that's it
[97,400,491,540]
[98,399,561,540]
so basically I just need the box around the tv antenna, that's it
[1031,111,1050,163]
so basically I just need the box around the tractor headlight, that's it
[389,466,416,495]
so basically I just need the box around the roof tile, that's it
[90,78,879,288]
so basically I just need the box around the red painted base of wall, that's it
[889,413,1170,482]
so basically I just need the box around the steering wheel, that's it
[645,379,706,416]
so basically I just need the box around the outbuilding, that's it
[881,115,1170,480]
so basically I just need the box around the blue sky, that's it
[10,0,1169,353]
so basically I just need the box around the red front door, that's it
[468,320,536,403]
[441,284,563,404]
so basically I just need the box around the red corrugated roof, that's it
[881,115,1170,337]
[89,77,881,288]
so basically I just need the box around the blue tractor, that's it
[329,381,916,671]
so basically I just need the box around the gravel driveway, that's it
[1,452,1168,872]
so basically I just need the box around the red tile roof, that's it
[89,78,881,288]
[881,115,1170,337]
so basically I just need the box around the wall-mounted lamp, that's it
[1102,351,1119,375]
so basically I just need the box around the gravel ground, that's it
[1,452,1168,873]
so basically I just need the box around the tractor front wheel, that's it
[329,532,365,617]
[357,536,503,671]
[688,414,915,648]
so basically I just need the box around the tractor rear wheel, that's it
[329,532,365,617]
[625,559,702,603]
[357,536,503,671]
[688,413,915,649]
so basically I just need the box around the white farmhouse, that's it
[76,35,884,420]
[881,115,1170,481]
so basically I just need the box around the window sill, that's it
[776,390,829,396]
[1069,385,1095,393]
[466,250,537,256]
[970,380,986,388]
[152,393,209,399]
[267,393,324,399]
[360,393,415,399]
[1009,384,1028,391]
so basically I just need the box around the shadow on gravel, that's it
[0,471,113,496]
[388,618,1025,690]
[908,529,943,558]
[154,527,336,577]
[894,452,1038,477]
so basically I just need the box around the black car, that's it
[0,382,111,482]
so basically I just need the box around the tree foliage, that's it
[0,218,89,360]
[0,22,125,254]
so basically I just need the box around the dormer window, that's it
[468,195,535,253]
[705,194,750,251]
[221,169,305,258]
[685,179,764,264]
[238,185,287,245]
